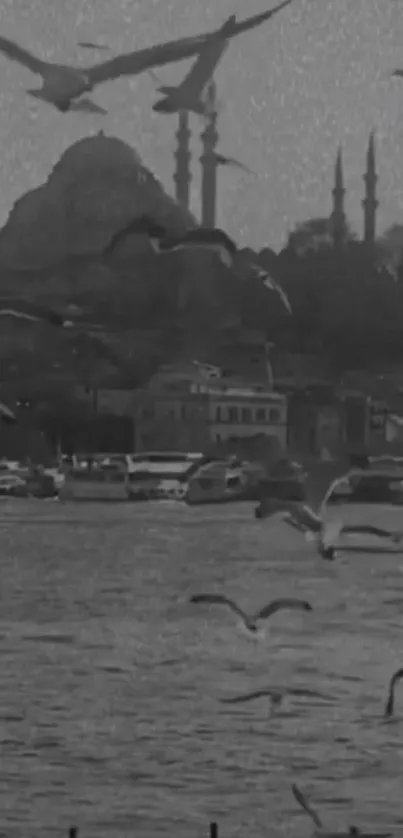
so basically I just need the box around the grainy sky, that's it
[0,0,401,250]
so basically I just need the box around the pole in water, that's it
[210,823,218,838]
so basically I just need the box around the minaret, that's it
[174,110,191,210]
[362,131,378,248]
[200,81,218,227]
[331,147,346,251]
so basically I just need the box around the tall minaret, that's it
[331,147,346,251]
[174,110,191,210]
[362,131,378,248]
[200,81,218,227]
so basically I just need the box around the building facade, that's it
[134,365,287,456]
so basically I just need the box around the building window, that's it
[216,405,222,422]
[268,408,280,423]
[228,406,239,423]
[241,407,252,423]
[255,407,266,422]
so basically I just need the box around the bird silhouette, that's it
[0,401,17,425]
[384,667,403,718]
[220,686,332,705]
[153,17,233,116]
[0,3,294,112]
[256,498,403,560]
[0,300,72,328]
[292,784,324,831]
[104,218,292,313]
[160,227,237,267]
[68,96,108,114]
[222,689,283,709]
[292,784,391,838]
[190,593,312,633]
[104,216,170,256]
[159,228,292,310]
[77,42,110,51]
[212,152,255,175]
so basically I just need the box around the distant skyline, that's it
[0,0,402,250]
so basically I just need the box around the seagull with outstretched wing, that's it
[292,784,392,838]
[212,152,255,175]
[0,401,17,425]
[78,42,110,51]
[68,97,108,114]
[101,217,292,316]
[104,216,169,256]
[0,1,294,112]
[220,686,332,706]
[152,17,233,116]
[0,299,73,328]
[384,667,403,718]
[292,784,325,832]
[190,593,312,633]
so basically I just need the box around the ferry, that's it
[320,458,403,552]
[126,452,206,501]
[59,453,129,501]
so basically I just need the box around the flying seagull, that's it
[104,217,169,256]
[153,17,233,116]
[0,2,294,112]
[0,300,73,328]
[291,784,391,838]
[159,228,292,311]
[103,215,291,313]
[255,499,403,559]
[220,686,332,705]
[68,96,108,114]
[0,401,17,425]
[77,42,110,51]
[190,593,312,633]
[384,667,403,718]
[212,152,255,175]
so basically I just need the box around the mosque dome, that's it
[0,132,197,269]
[52,132,144,182]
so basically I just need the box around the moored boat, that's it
[126,451,206,501]
[59,454,129,501]
[185,459,264,505]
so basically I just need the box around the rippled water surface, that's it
[1,499,403,837]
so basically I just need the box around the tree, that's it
[282,217,356,257]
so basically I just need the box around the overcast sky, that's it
[0,0,401,250]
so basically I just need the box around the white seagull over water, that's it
[256,499,403,559]
[190,593,312,633]
[0,2,294,112]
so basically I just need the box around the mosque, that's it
[173,78,379,251]
[330,133,378,251]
